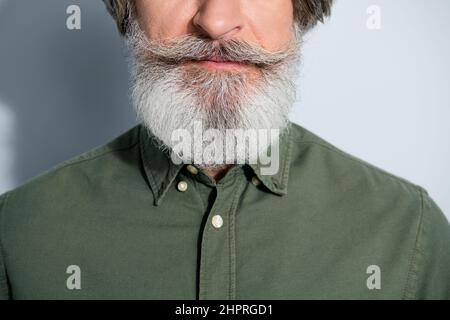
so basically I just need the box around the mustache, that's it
[127,21,300,68]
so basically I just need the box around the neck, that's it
[202,165,234,181]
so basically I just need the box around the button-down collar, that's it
[138,123,294,205]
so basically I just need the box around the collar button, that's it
[186,165,199,175]
[251,176,262,187]
[177,181,188,192]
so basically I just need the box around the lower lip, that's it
[195,60,246,71]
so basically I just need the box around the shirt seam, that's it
[402,187,427,299]
[279,126,293,192]
[50,125,141,173]
[0,192,10,256]
[139,126,182,205]
[0,192,11,297]
[139,127,161,204]
[294,140,422,192]
[141,145,169,205]
[191,179,208,211]
[55,142,140,172]
[227,176,245,300]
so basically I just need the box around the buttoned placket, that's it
[139,124,293,299]
[187,167,247,300]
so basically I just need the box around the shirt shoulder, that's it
[0,124,142,221]
[288,122,425,196]
[287,122,450,299]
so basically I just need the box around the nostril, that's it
[195,21,241,41]
[192,1,243,40]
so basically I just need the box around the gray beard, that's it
[127,20,302,167]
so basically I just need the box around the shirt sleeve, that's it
[405,189,450,299]
[0,193,11,300]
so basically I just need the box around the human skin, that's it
[134,0,295,48]
[133,0,296,180]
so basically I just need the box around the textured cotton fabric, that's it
[0,123,449,299]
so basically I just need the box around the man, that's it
[0,0,449,300]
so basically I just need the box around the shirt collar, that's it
[139,123,294,206]
[248,125,293,196]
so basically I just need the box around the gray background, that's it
[0,0,449,219]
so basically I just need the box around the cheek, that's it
[255,19,294,51]
[134,0,195,40]
[244,0,295,51]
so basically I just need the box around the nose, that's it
[193,0,243,40]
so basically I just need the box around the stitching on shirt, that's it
[280,127,293,192]
[139,126,164,204]
[0,192,9,247]
[0,192,11,298]
[191,179,208,211]
[227,176,244,300]
[59,142,139,170]
[33,127,140,179]
[293,139,422,192]
[52,125,141,169]
[198,217,208,299]
[160,165,183,201]
[0,193,10,255]
[402,188,426,299]
[140,147,158,197]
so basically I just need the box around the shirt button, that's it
[177,181,188,192]
[211,215,224,229]
[186,165,199,175]
[251,176,262,187]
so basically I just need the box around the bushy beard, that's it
[127,18,302,168]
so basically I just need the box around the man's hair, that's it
[102,0,333,36]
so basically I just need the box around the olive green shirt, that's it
[0,122,449,299]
